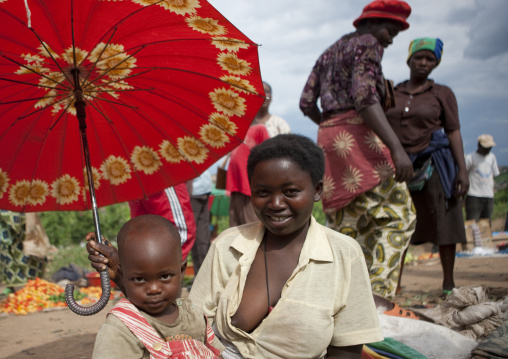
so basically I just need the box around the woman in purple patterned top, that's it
[300,0,420,319]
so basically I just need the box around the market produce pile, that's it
[404,251,440,263]
[0,278,117,315]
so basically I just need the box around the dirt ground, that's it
[1,254,507,359]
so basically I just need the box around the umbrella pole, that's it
[65,70,111,315]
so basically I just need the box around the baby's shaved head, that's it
[117,215,182,261]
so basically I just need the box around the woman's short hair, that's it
[247,134,324,186]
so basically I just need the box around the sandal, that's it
[384,303,420,320]
[441,289,452,299]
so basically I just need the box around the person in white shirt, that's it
[255,82,291,138]
[465,134,500,223]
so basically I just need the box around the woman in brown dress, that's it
[386,38,469,294]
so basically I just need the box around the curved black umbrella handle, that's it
[66,87,112,315]
[65,270,111,316]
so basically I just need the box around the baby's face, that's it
[120,231,183,318]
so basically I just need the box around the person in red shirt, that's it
[128,183,196,262]
[226,122,269,227]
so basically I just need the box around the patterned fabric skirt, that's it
[0,211,46,286]
[0,240,47,286]
[318,110,395,213]
[326,178,416,300]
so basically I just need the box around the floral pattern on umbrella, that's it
[0,0,265,212]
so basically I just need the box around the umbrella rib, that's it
[82,46,146,89]
[90,99,154,201]
[86,100,113,124]
[112,89,224,167]
[88,87,155,94]
[81,0,166,58]
[49,101,75,131]
[0,77,67,93]
[17,93,72,121]
[71,0,77,84]
[124,37,258,52]
[78,28,118,88]
[0,93,66,105]
[88,85,202,171]
[115,78,246,147]
[136,66,263,97]
[84,69,154,92]
[85,94,138,109]
[22,121,53,214]
[70,0,165,88]
[148,87,249,147]
[0,55,72,91]
[29,29,75,89]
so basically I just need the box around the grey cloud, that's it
[463,0,508,59]
[443,7,476,24]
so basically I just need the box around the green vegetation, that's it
[493,166,508,220]
[40,203,130,247]
[493,185,508,220]
[312,200,326,225]
[49,290,86,303]
[41,203,129,279]
[45,245,93,279]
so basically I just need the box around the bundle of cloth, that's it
[375,287,507,358]
[471,296,508,358]
[377,310,478,359]
[414,286,504,340]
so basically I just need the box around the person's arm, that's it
[300,64,323,125]
[189,241,224,324]
[492,155,500,177]
[351,38,413,183]
[85,232,124,293]
[326,344,363,358]
[329,242,383,353]
[304,106,323,125]
[439,86,468,198]
[359,103,413,182]
[446,129,469,197]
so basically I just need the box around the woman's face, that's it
[409,50,437,80]
[250,158,322,239]
[369,20,401,48]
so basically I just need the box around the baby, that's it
[92,214,223,359]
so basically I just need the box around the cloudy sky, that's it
[208,0,508,166]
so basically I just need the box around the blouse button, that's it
[405,107,409,112]
[410,95,413,99]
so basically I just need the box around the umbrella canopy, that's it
[0,0,265,213]
[0,0,264,315]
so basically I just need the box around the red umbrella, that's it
[0,0,265,315]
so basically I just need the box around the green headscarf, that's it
[407,38,444,65]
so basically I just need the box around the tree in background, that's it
[40,203,130,247]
